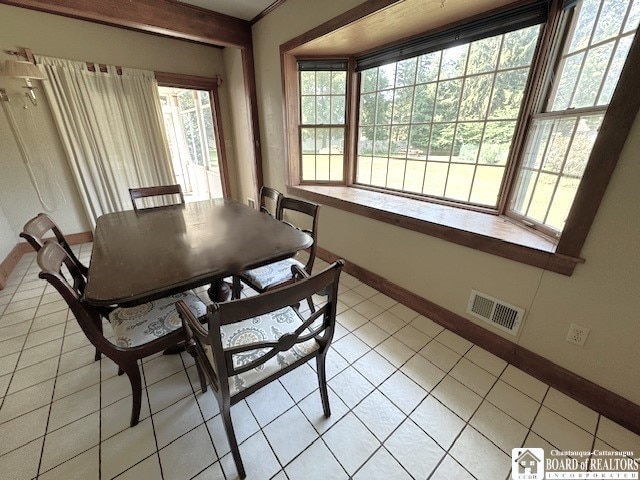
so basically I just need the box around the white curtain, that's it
[35,55,175,228]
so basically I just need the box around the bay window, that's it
[283,0,640,274]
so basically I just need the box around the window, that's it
[176,90,219,170]
[293,0,637,229]
[156,77,230,201]
[298,61,348,182]
[356,25,540,207]
[282,0,640,274]
[508,0,639,235]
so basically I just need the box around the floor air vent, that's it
[466,290,525,335]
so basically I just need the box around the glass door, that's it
[158,86,223,201]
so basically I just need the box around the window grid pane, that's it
[356,25,540,207]
[550,1,638,111]
[510,0,638,235]
[299,68,347,182]
[511,113,604,230]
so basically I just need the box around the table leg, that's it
[165,279,229,355]
[208,279,231,302]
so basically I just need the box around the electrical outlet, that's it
[566,323,590,346]
[247,198,256,209]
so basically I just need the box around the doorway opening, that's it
[158,86,224,201]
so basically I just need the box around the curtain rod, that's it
[3,47,35,63]
[5,46,124,74]
[7,48,223,83]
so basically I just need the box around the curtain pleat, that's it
[35,56,175,228]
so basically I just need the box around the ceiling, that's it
[176,0,279,21]
[287,0,519,56]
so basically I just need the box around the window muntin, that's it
[509,0,638,234]
[355,25,541,208]
[299,68,347,182]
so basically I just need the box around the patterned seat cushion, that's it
[242,258,305,290]
[109,291,206,348]
[213,306,319,396]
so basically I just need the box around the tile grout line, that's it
[297,312,462,479]
[139,351,231,479]
[326,329,504,478]
[33,275,67,479]
[0,257,41,409]
[392,343,481,479]
[181,352,229,480]
[256,371,345,478]
[424,360,503,480]
[0,329,99,423]
[325,309,425,476]
[426,358,504,480]
[98,347,102,480]
[105,357,162,480]
[585,415,602,472]
[141,359,164,480]
[343,275,609,441]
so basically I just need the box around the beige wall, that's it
[0,4,236,237]
[0,87,88,235]
[0,206,16,261]
[252,0,640,404]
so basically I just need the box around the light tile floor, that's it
[0,243,639,479]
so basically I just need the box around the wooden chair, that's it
[258,186,283,218]
[20,213,88,277]
[129,184,185,212]
[177,260,344,479]
[20,213,106,360]
[37,241,207,427]
[232,197,319,311]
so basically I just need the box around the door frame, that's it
[155,71,232,198]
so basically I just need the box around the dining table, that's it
[83,198,313,307]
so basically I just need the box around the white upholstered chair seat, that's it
[203,306,319,396]
[109,291,206,348]
[241,258,305,290]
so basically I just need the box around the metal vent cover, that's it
[467,289,525,335]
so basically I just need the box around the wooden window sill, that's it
[288,185,584,276]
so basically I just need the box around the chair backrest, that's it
[259,186,282,218]
[37,242,115,356]
[179,260,343,398]
[20,213,88,278]
[278,196,319,274]
[129,184,185,212]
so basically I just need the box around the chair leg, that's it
[194,361,207,394]
[231,276,242,300]
[120,361,143,427]
[93,318,103,361]
[221,403,246,479]
[185,342,207,394]
[316,353,331,417]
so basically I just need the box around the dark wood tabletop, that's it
[84,199,313,306]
